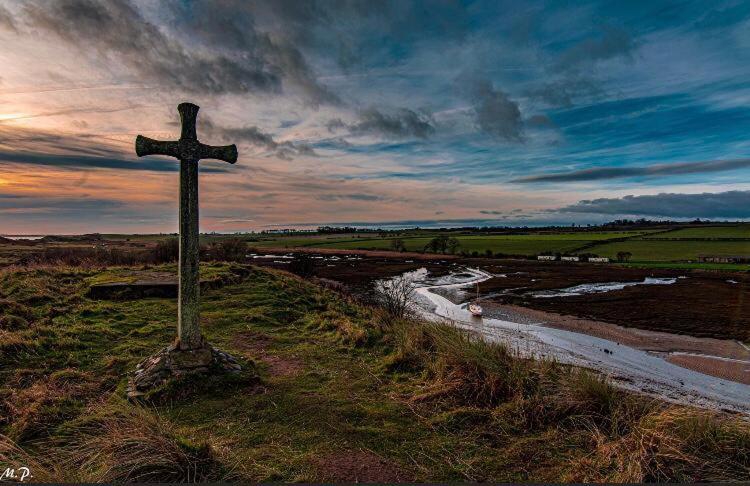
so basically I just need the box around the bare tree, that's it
[373,274,418,319]
[424,235,461,254]
[446,237,460,254]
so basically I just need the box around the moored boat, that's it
[469,282,482,316]
[469,302,483,316]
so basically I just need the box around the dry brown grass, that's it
[304,309,369,346]
[17,401,233,483]
[566,408,750,482]
[386,318,750,482]
[2,369,100,442]
[0,434,63,482]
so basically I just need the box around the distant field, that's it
[241,229,750,261]
[643,225,750,239]
[248,235,388,248]
[248,231,658,256]
[6,226,750,268]
[313,236,589,255]
[583,240,750,261]
[617,262,750,271]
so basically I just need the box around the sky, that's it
[1,0,750,234]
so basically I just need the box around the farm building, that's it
[697,255,750,263]
[537,255,557,261]
[561,256,580,262]
[588,257,610,263]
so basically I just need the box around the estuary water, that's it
[398,267,750,414]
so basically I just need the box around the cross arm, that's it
[199,143,238,164]
[135,135,180,159]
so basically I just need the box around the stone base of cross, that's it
[126,103,242,399]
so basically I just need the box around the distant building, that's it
[588,257,610,263]
[698,255,750,263]
[537,255,557,261]
[561,256,580,262]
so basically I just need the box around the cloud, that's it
[193,117,316,160]
[316,193,384,201]
[0,193,123,213]
[23,0,339,105]
[0,4,17,31]
[526,114,555,128]
[328,107,435,139]
[217,218,255,224]
[526,77,603,107]
[554,26,635,72]
[512,158,750,183]
[557,191,750,219]
[169,0,341,106]
[0,149,227,173]
[465,79,523,141]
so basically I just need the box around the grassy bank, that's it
[1,264,748,482]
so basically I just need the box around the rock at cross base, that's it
[127,341,243,400]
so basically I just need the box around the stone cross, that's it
[135,103,237,350]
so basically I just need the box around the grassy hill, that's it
[1,263,749,482]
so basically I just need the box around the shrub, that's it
[205,238,247,262]
[18,241,179,267]
[150,238,179,263]
[372,274,417,319]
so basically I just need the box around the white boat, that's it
[469,303,483,316]
[469,282,482,316]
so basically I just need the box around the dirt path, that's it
[233,330,304,377]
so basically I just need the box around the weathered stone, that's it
[128,103,241,401]
[126,342,243,400]
[169,345,212,369]
[135,103,237,350]
[128,103,242,398]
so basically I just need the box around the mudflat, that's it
[482,302,750,385]
[259,250,750,343]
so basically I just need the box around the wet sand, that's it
[482,302,750,384]
[667,354,750,385]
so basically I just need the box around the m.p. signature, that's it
[1,466,32,482]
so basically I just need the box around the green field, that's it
[235,225,750,267]
[617,261,750,271]
[585,239,750,262]
[644,226,750,239]
[9,224,750,269]
[250,231,655,256]
[235,224,750,270]
[314,236,589,255]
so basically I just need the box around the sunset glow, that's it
[1,1,750,234]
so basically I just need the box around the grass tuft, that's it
[48,402,232,482]
[381,317,750,482]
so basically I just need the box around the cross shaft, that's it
[135,103,238,350]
